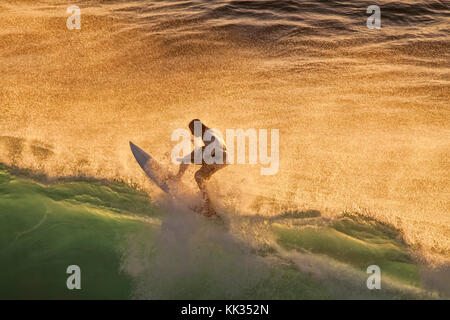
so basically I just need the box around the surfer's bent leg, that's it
[194,161,227,217]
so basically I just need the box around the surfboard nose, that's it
[129,141,150,166]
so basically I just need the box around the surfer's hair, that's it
[189,119,205,135]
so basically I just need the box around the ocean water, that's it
[0,0,449,298]
[0,164,441,299]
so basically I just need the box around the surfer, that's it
[172,119,227,217]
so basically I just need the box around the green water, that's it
[273,213,420,287]
[0,164,436,299]
[0,165,157,299]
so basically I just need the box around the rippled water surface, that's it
[0,0,449,261]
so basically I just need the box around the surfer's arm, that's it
[175,162,189,179]
[174,150,195,179]
[178,151,194,163]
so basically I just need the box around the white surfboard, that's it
[130,141,217,217]
[129,141,172,193]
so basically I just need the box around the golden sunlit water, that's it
[0,0,449,266]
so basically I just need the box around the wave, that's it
[0,0,448,299]
[0,164,447,299]
[113,0,450,42]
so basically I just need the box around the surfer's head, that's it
[189,119,205,137]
